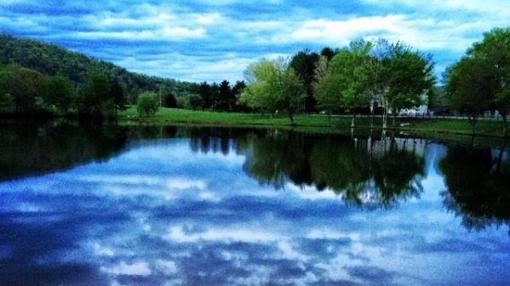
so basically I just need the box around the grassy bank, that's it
[120,106,508,138]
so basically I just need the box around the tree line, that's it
[0,34,194,105]
[239,39,435,127]
[446,28,510,135]
[179,80,248,112]
[0,64,127,117]
[1,28,510,135]
[234,27,510,135]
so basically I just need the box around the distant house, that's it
[398,104,428,116]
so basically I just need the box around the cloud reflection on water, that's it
[0,126,509,285]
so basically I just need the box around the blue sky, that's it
[0,0,509,82]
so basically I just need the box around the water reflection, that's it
[0,122,510,285]
[440,145,510,232]
[236,132,425,208]
[0,120,128,181]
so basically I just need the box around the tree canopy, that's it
[239,58,306,123]
[384,43,435,124]
[464,28,510,135]
[0,34,195,100]
[290,50,321,112]
[137,91,159,117]
[446,57,496,133]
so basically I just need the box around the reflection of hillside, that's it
[440,146,510,232]
[0,120,128,181]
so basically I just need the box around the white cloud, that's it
[1,0,508,81]
[75,28,205,41]
[103,261,152,276]
[164,225,282,243]
[155,259,177,273]
[91,242,115,257]
[167,178,207,190]
[363,0,510,17]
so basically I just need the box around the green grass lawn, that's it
[120,106,354,127]
[120,106,509,138]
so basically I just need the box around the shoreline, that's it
[119,107,509,139]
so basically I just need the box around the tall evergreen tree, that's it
[218,80,232,111]
[198,82,212,110]
[290,50,321,112]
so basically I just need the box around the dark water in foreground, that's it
[1,121,510,286]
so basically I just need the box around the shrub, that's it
[137,91,159,116]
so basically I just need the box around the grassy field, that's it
[120,106,509,138]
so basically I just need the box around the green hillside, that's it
[0,34,194,98]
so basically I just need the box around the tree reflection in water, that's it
[440,145,510,233]
[4,121,508,233]
[0,120,128,181]
[188,128,427,208]
[1,123,510,285]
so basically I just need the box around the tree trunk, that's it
[351,113,356,128]
[392,113,397,127]
[503,115,508,138]
[382,103,388,129]
[288,110,296,126]
[470,116,477,136]
[370,113,374,129]
[369,100,374,129]
[496,147,504,172]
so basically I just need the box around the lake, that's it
[0,120,509,285]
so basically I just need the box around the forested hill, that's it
[0,34,194,97]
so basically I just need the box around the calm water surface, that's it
[0,121,509,285]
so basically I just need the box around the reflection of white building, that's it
[363,137,427,157]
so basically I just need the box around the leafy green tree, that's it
[188,94,204,111]
[314,69,344,114]
[320,47,336,61]
[0,92,14,113]
[428,86,447,110]
[159,85,179,108]
[47,75,74,114]
[312,56,330,111]
[468,28,510,136]
[290,50,320,112]
[446,57,496,134]
[164,91,178,108]
[366,39,392,128]
[111,79,127,113]
[495,87,510,136]
[0,66,25,113]
[76,70,112,117]
[384,43,435,125]
[315,40,373,127]
[0,65,47,114]
[137,91,159,116]
[231,80,247,112]
[240,58,306,124]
